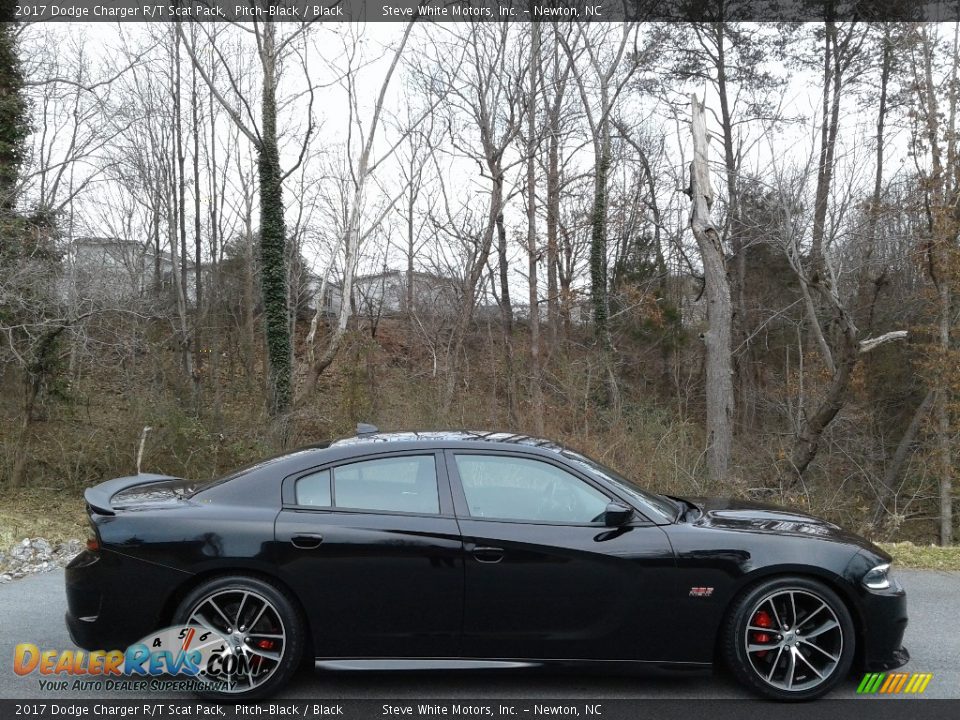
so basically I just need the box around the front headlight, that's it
[863,563,892,590]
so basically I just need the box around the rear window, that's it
[296,455,440,515]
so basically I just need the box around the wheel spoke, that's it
[235,592,249,628]
[798,602,827,629]
[748,643,778,653]
[766,646,784,682]
[188,612,220,636]
[247,632,284,639]
[246,601,269,632]
[784,648,796,689]
[789,592,798,628]
[205,598,235,631]
[189,633,226,651]
[767,598,784,629]
[803,619,838,639]
[794,650,823,678]
[799,639,839,663]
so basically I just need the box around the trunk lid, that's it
[84,474,199,515]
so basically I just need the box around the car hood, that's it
[688,496,888,556]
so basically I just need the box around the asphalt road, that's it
[0,569,956,700]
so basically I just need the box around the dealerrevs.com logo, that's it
[13,625,267,692]
[856,672,934,695]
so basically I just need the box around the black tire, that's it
[173,575,304,700]
[722,576,855,701]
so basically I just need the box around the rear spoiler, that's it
[84,473,183,516]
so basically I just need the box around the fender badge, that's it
[689,586,714,597]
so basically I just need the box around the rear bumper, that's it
[65,610,128,652]
[64,548,190,651]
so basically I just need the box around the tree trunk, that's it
[172,24,193,385]
[874,389,935,526]
[714,25,751,429]
[787,22,867,481]
[790,333,856,476]
[545,56,562,348]
[493,173,519,425]
[406,182,415,328]
[258,23,293,414]
[937,280,952,545]
[191,43,203,400]
[241,196,256,385]
[812,21,842,268]
[589,144,610,344]
[689,94,734,484]
[527,21,545,435]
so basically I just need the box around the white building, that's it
[60,236,195,306]
[353,270,458,318]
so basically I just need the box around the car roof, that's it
[205,430,575,498]
[329,430,568,453]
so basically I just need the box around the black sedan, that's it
[65,428,908,701]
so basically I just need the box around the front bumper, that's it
[859,580,909,671]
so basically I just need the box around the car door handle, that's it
[471,546,504,564]
[290,534,324,550]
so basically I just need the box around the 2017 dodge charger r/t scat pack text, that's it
[65,428,908,700]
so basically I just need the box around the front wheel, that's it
[173,575,304,700]
[723,576,855,701]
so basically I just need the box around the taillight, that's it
[85,524,100,552]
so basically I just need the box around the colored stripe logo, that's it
[857,672,933,695]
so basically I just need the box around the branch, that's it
[175,23,260,148]
[859,331,908,354]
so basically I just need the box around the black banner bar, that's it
[2,700,960,720]
[8,0,960,24]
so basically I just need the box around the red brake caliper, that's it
[251,639,275,671]
[752,609,773,658]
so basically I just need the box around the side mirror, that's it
[603,501,633,527]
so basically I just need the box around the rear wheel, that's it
[723,576,855,701]
[173,575,304,700]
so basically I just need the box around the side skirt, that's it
[314,658,712,674]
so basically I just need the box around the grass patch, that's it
[878,542,960,571]
[0,488,86,552]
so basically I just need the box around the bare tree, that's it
[526,21,545,434]
[301,21,419,400]
[178,19,317,414]
[688,95,734,484]
[908,24,959,545]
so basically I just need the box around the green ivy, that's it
[0,17,28,214]
[257,89,292,414]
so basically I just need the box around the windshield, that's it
[561,450,679,521]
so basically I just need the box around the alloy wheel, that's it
[187,588,287,694]
[743,588,843,693]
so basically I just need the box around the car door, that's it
[274,451,464,659]
[446,450,678,662]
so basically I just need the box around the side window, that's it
[296,469,331,507]
[333,455,439,515]
[454,454,610,524]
